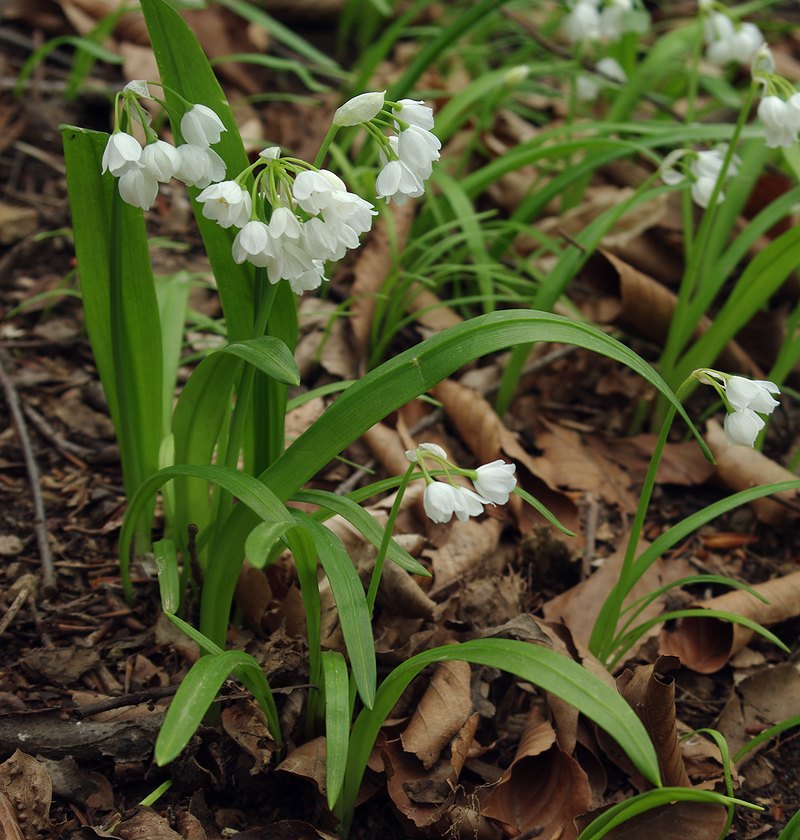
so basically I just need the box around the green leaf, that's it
[245,521,293,569]
[778,808,800,840]
[139,0,255,342]
[62,126,162,502]
[155,642,281,764]
[154,538,180,614]
[294,489,428,575]
[170,336,299,551]
[336,638,664,834]
[202,309,708,647]
[321,651,350,810]
[155,271,191,436]
[292,512,376,709]
[576,787,760,840]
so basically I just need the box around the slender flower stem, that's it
[313,124,339,169]
[589,377,694,663]
[366,464,415,615]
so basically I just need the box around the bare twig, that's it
[0,349,56,595]
[22,401,92,460]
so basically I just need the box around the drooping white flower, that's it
[704,11,764,66]
[563,0,602,43]
[758,95,800,148]
[423,482,460,524]
[473,460,517,505]
[406,442,448,463]
[724,408,765,447]
[376,158,424,204]
[101,132,142,176]
[576,57,627,101]
[118,167,159,210]
[452,486,489,522]
[141,140,181,183]
[393,99,435,131]
[397,125,441,181]
[725,376,780,414]
[293,169,342,215]
[333,91,386,126]
[232,220,273,267]
[181,104,226,148]
[196,180,252,228]
[174,144,226,189]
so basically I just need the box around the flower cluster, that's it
[562,0,648,45]
[751,50,800,149]
[701,4,763,66]
[660,146,739,208]
[405,442,517,524]
[694,369,780,447]
[102,94,227,210]
[205,158,377,294]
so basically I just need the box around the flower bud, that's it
[333,91,386,127]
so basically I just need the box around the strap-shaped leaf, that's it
[335,638,664,828]
[294,489,428,576]
[292,512,376,709]
[321,651,350,811]
[201,310,708,646]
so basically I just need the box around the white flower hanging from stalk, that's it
[101,132,142,176]
[405,443,517,524]
[693,369,780,447]
[576,57,627,102]
[196,181,252,228]
[141,140,181,183]
[660,145,739,208]
[702,8,764,66]
[180,103,226,147]
[562,0,648,45]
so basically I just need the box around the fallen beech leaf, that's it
[575,800,728,839]
[404,284,463,334]
[384,713,479,828]
[424,517,502,597]
[401,660,473,768]
[543,547,695,656]
[227,821,337,840]
[617,656,690,788]
[0,751,52,840]
[585,250,760,377]
[221,700,276,774]
[718,663,800,761]
[481,708,592,840]
[659,570,800,673]
[0,793,25,840]
[350,204,415,361]
[276,737,327,796]
[117,809,183,840]
[705,419,800,524]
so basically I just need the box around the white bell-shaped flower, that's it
[725,376,780,414]
[118,167,159,210]
[563,0,602,43]
[232,220,273,266]
[758,96,798,148]
[174,145,226,188]
[397,125,441,181]
[394,99,435,131]
[423,482,460,523]
[141,140,181,183]
[196,181,252,228]
[724,408,765,447]
[473,460,517,505]
[376,158,424,204]
[181,104,226,148]
[102,132,142,176]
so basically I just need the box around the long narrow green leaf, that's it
[777,808,800,840]
[202,310,709,646]
[321,651,350,811]
[155,644,281,764]
[293,489,428,575]
[139,0,254,342]
[336,638,663,834]
[292,512,376,709]
[153,538,180,614]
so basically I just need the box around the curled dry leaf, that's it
[401,660,474,769]
[0,752,52,840]
[116,809,183,840]
[659,570,800,673]
[617,655,690,788]
[276,737,327,797]
[384,713,480,829]
[404,284,463,335]
[575,800,728,840]
[585,250,760,378]
[481,707,592,840]
[221,700,276,774]
[0,793,25,840]
[424,517,502,597]
[705,419,800,525]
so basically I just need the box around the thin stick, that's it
[0,349,56,594]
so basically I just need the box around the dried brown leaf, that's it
[276,737,326,796]
[481,708,592,840]
[221,700,276,774]
[401,660,473,769]
[575,801,728,839]
[424,517,502,597]
[705,419,800,524]
[117,809,183,840]
[0,752,51,840]
[585,250,760,377]
[617,656,690,787]
[659,570,800,673]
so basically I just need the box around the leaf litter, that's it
[1,3,800,839]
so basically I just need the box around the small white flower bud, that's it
[333,91,386,127]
